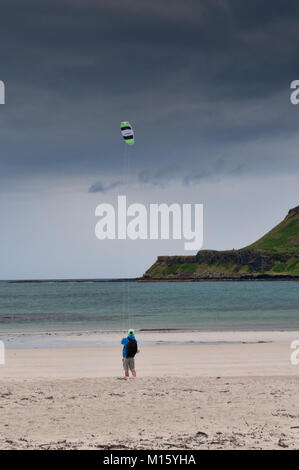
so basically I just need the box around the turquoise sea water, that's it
[0,281,298,333]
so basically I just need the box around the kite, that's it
[120,121,135,145]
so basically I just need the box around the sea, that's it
[0,280,298,334]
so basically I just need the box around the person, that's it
[121,329,139,377]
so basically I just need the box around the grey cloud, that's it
[88,181,122,193]
[137,164,182,187]
[0,0,299,186]
[183,160,248,186]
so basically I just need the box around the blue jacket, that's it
[121,336,137,358]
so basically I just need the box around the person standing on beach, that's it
[121,329,139,377]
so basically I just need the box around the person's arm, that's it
[121,338,125,345]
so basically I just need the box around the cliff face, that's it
[143,206,299,281]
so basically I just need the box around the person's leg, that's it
[129,358,136,377]
[123,358,129,377]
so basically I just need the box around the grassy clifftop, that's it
[143,206,299,280]
[244,206,299,254]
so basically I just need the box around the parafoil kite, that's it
[120,121,135,145]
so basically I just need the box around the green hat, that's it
[128,329,135,337]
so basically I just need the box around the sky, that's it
[0,0,298,279]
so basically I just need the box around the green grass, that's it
[245,210,299,254]
[271,258,299,275]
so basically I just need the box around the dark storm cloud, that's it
[0,0,299,184]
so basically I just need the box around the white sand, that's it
[0,330,299,449]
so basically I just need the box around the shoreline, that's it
[1,329,299,350]
[1,341,298,379]
[1,330,298,380]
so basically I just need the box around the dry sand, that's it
[0,331,299,449]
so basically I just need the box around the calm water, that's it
[0,281,298,333]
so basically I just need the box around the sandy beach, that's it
[1,330,299,449]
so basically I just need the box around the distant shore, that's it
[7,278,140,283]
[6,275,299,283]
[139,275,299,281]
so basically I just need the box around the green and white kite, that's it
[120,121,135,145]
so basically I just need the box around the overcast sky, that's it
[0,0,298,279]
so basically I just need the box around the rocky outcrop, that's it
[142,249,299,281]
[142,206,299,281]
[287,205,299,218]
[157,250,293,272]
